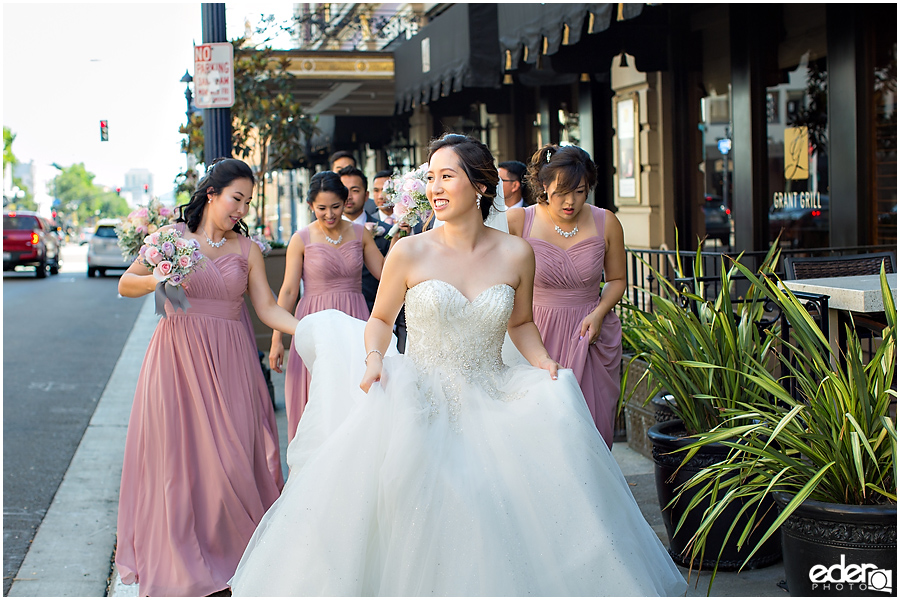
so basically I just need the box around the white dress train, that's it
[230,278,685,596]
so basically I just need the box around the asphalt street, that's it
[3,244,139,595]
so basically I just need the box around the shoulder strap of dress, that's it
[239,231,252,258]
[591,205,606,239]
[175,221,187,234]
[523,205,536,237]
[352,222,366,239]
[299,226,311,245]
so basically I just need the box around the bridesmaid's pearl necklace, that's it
[202,226,227,248]
[545,206,579,239]
[324,233,343,245]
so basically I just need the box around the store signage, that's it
[193,43,234,109]
[772,190,823,210]
[784,126,809,180]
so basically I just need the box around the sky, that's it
[2,2,296,202]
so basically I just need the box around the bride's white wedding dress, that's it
[230,280,686,596]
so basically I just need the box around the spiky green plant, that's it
[674,264,897,581]
[621,242,781,435]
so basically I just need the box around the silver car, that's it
[87,219,132,277]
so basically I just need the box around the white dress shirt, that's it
[344,212,368,226]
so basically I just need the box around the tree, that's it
[50,163,129,225]
[178,35,319,234]
[3,126,37,211]
[3,126,17,168]
[231,38,318,229]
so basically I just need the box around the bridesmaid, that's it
[270,171,387,442]
[507,144,627,447]
[115,158,301,596]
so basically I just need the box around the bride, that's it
[229,134,686,596]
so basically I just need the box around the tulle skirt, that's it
[230,310,685,596]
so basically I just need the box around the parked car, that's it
[2,210,61,278]
[702,195,732,246]
[87,219,131,277]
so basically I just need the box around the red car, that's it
[3,210,61,278]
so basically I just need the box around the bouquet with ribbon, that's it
[138,228,203,317]
[381,163,432,238]
[116,198,175,260]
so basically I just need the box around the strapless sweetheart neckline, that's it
[408,279,514,305]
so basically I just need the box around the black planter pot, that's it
[773,492,897,597]
[647,419,783,571]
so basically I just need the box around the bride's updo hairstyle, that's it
[177,157,255,236]
[307,171,349,205]
[525,143,597,205]
[427,133,499,221]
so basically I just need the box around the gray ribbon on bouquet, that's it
[154,281,191,318]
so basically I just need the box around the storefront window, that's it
[873,27,897,246]
[767,54,829,249]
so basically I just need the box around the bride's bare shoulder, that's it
[493,227,533,256]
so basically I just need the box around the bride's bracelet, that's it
[364,349,383,365]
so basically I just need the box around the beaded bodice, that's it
[403,280,519,430]
[404,279,514,376]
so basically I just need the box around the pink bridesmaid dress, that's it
[523,204,622,447]
[284,223,370,441]
[116,224,284,597]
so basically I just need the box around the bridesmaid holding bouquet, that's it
[115,158,302,596]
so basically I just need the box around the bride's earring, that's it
[475,193,482,210]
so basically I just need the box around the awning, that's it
[394,4,501,113]
[498,3,644,72]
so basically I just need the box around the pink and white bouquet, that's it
[251,232,272,256]
[138,228,203,316]
[381,163,432,238]
[117,198,176,260]
[364,221,386,237]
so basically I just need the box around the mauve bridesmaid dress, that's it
[522,204,622,447]
[116,224,284,597]
[284,222,370,441]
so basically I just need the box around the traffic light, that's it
[143,184,149,193]
[100,120,109,142]
[115,187,121,195]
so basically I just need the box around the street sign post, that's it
[193,43,234,109]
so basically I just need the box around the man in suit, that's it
[330,150,378,217]
[498,160,530,209]
[338,166,390,313]
[371,169,395,224]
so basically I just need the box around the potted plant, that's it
[674,265,896,596]
[623,243,784,573]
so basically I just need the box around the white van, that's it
[87,218,131,277]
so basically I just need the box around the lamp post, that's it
[180,70,197,173]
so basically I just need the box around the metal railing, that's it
[624,244,895,312]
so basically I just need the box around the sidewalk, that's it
[10,294,788,597]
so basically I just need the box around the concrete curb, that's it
[8,296,156,597]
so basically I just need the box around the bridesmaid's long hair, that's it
[177,158,255,235]
[427,133,499,221]
[525,144,597,205]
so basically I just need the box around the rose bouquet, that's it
[381,163,432,238]
[251,232,272,256]
[137,228,203,316]
[364,221,386,237]
[116,198,176,260]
